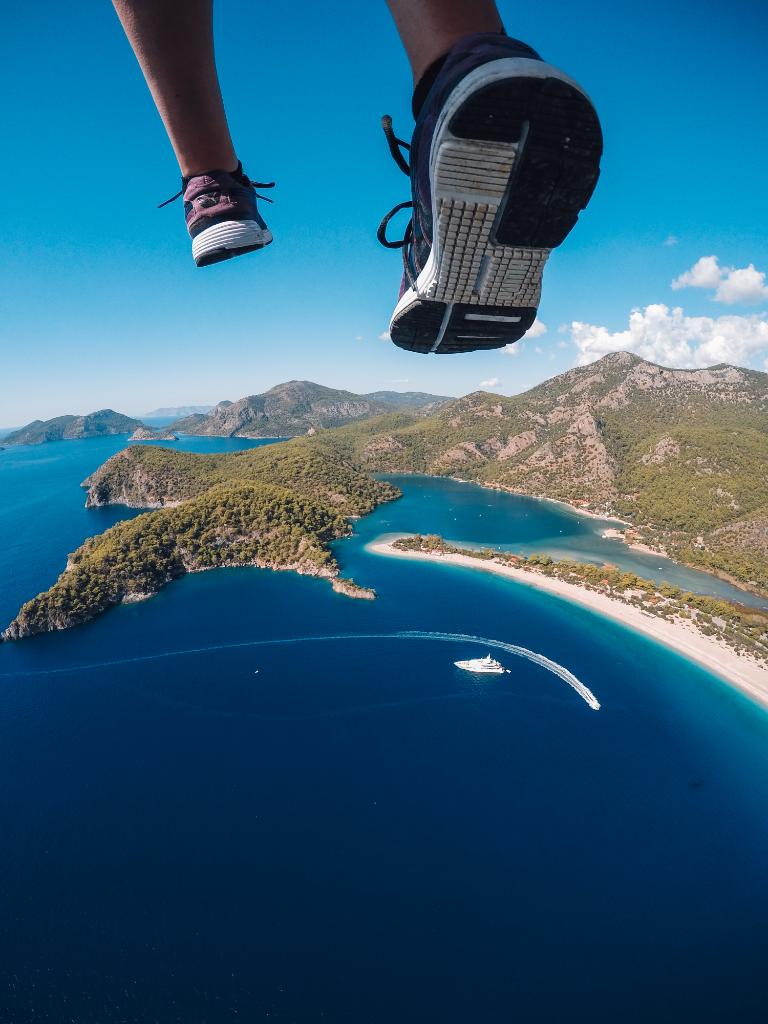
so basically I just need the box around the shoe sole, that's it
[389,58,602,355]
[192,220,273,268]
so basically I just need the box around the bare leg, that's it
[111,0,236,177]
[385,0,504,83]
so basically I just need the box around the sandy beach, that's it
[368,537,768,711]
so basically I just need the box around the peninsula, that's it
[372,535,768,708]
[2,442,395,640]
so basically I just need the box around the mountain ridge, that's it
[169,381,449,437]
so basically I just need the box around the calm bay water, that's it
[1,437,767,1022]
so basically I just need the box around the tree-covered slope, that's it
[83,440,394,516]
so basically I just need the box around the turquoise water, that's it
[1,437,768,1021]
[371,474,768,608]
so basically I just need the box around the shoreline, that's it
[368,538,768,711]
[439,474,631,527]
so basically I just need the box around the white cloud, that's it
[479,377,501,388]
[526,318,547,338]
[672,255,722,291]
[571,303,768,368]
[663,235,679,247]
[378,331,391,341]
[557,340,569,350]
[501,317,547,356]
[355,335,364,341]
[672,256,768,305]
[716,265,768,305]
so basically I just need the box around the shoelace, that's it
[157,169,275,209]
[377,115,418,290]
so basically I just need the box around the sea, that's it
[1,434,767,1023]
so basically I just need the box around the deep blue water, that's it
[1,437,768,1022]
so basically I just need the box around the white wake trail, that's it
[393,631,600,710]
[0,631,599,709]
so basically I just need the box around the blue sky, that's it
[2,0,767,423]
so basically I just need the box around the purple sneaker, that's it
[378,34,602,354]
[160,162,274,267]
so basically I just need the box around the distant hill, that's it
[365,391,450,410]
[130,426,178,442]
[310,352,768,593]
[169,381,447,437]
[4,410,142,446]
[142,405,214,418]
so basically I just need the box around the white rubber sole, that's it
[389,57,601,354]
[192,220,273,267]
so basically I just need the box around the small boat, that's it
[454,653,508,675]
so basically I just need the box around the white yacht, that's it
[454,653,508,675]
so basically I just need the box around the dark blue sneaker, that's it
[378,34,602,354]
[160,162,274,267]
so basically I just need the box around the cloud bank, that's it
[571,304,768,369]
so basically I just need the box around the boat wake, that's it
[402,632,600,710]
[0,631,599,710]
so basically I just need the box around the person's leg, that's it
[385,0,504,84]
[378,4,603,355]
[112,0,236,176]
[112,0,273,267]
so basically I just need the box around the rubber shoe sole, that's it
[390,58,602,354]
[192,219,273,268]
